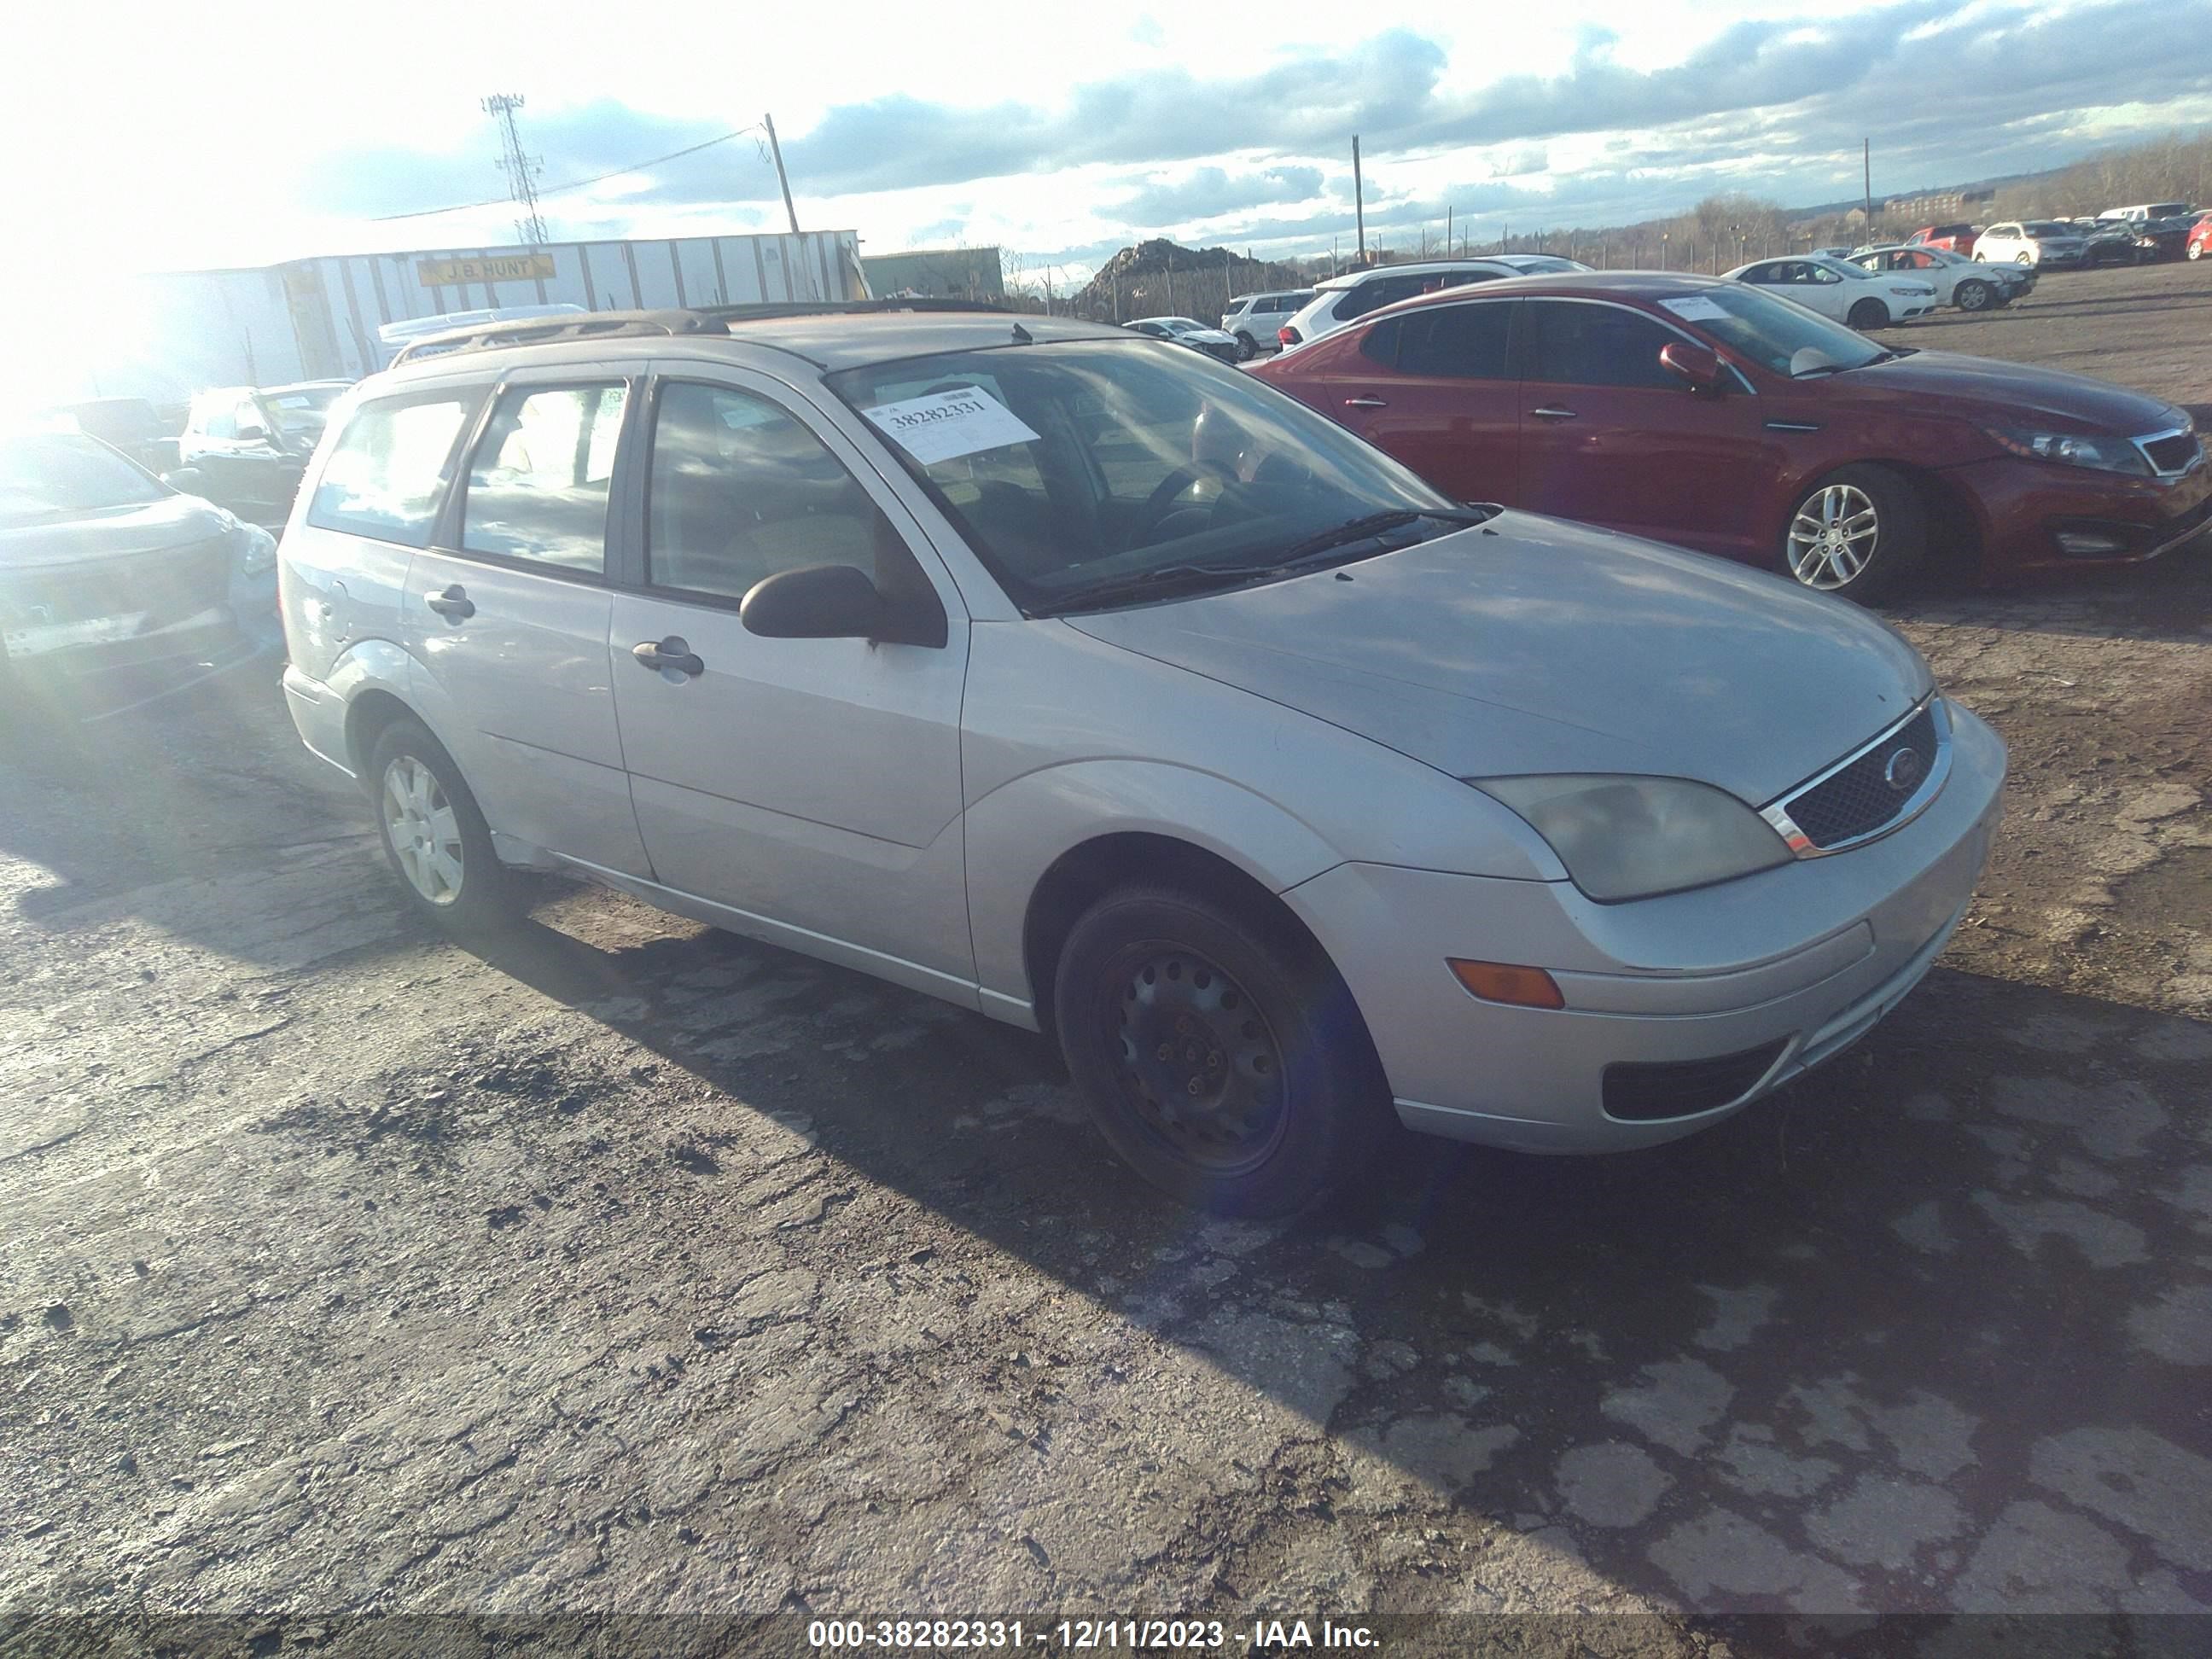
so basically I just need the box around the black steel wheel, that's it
[1053,884,1391,1216]
[1847,297,1889,330]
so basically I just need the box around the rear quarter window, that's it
[306,390,481,547]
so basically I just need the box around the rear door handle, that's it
[1343,395,1389,410]
[632,637,706,678]
[424,585,474,620]
[1529,406,1579,421]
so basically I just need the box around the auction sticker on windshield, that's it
[1659,295,1731,323]
[863,387,1041,467]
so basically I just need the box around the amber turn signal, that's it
[1447,958,1566,1010]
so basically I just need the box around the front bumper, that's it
[1284,703,2006,1153]
[1960,448,2212,577]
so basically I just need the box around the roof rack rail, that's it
[388,296,1010,367]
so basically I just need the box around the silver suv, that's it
[279,304,2004,1215]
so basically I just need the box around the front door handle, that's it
[424,585,474,620]
[1529,405,1579,421]
[1343,395,1389,410]
[632,637,706,678]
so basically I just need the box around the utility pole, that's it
[1446,206,1452,255]
[1352,135,1366,264]
[482,94,549,245]
[1863,137,1872,228]
[765,112,801,235]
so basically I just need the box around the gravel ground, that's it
[2,261,2208,1652]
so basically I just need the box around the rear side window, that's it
[1394,303,1515,379]
[460,384,627,574]
[646,381,903,603]
[1524,303,1681,391]
[306,392,478,546]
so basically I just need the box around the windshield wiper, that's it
[1037,507,1497,615]
[1272,506,1493,566]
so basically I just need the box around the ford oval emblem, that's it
[1883,747,1926,793]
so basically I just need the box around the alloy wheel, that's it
[381,755,465,905]
[1787,483,1880,590]
[1111,947,1288,1173]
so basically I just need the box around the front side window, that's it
[307,393,477,546]
[1524,303,1681,391]
[827,338,1452,614]
[646,381,902,603]
[459,384,626,573]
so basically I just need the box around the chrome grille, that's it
[1763,701,1950,856]
[2139,431,2203,476]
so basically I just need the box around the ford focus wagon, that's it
[277,303,2005,1215]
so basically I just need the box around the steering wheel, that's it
[1128,458,1237,548]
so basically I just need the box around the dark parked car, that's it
[1,428,278,716]
[1252,271,2209,600]
[173,380,352,525]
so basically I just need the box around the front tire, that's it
[1847,298,1889,330]
[1954,279,1994,311]
[1051,885,1390,1217]
[367,717,517,932]
[2189,240,2204,261]
[1782,464,1927,602]
[2015,252,2034,265]
[1234,331,1258,362]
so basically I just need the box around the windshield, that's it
[1657,286,1886,378]
[825,339,1456,613]
[2023,222,2072,237]
[1159,319,1205,335]
[0,432,168,525]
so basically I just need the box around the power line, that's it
[370,123,768,224]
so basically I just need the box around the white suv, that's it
[277,303,2001,1216]
[1218,291,1314,360]
[1277,257,1592,349]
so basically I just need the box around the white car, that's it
[1972,221,2088,268]
[1847,246,2027,312]
[1125,316,1241,364]
[1219,290,1316,360]
[1723,255,1937,329]
[1277,256,1592,350]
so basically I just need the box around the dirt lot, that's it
[3,260,2209,1652]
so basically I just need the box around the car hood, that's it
[0,492,234,572]
[1181,329,1237,345]
[1831,349,2185,433]
[1064,514,1933,806]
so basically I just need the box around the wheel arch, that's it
[1022,831,1330,1042]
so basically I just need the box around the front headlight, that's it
[1984,425,2149,475]
[1470,775,1792,903]
[230,521,278,576]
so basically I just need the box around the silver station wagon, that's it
[277,304,2005,1215]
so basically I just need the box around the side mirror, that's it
[237,423,271,443]
[1659,341,1725,393]
[161,466,209,493]
[740,563,946,649]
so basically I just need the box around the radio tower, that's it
[482,94,549,245]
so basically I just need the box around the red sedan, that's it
[1251,272,2210,599]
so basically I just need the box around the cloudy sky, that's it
[3,0,2209,292]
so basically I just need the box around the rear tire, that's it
[1051,884,1390,1218]
[366,717,517,933]
[1847,298,1889,330]
[1781,464,1927,602]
